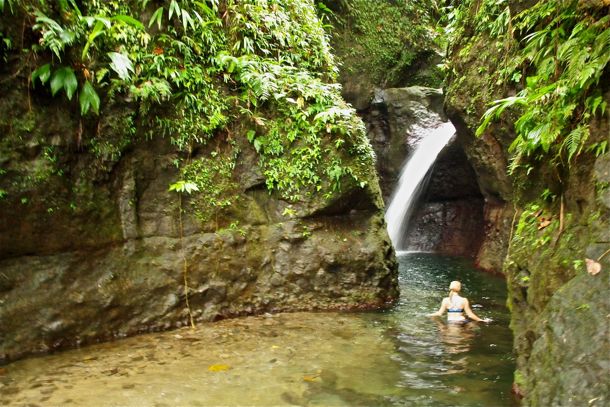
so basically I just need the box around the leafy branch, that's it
[474,0,609,172]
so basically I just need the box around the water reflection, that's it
[0,253,516,406]
[434,319,475,356]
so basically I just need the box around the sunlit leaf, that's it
[168,181,199,194]
[108,52,134,80]
[112,14,144,30]
[149,7,164,29]
[81,20,106,60]
[168,0,180,20]
[207,364,230,372]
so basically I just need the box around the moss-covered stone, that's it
[444,0,610,403]
[0,0,398,363]
[326,0,442,110]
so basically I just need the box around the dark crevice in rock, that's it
[361,85,486,258]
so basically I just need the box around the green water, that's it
[0,253,517,406]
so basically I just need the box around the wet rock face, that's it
[402,143,484,256]
[444,93,514,270]
[526,272,610,406]
[364,86,446,201]
[404,199,484,256]
[0,95,397,364]
[444,1,610,403]
[362,86,485,257]
[0,210,397,363]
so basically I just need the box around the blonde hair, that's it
[448,281,461,298]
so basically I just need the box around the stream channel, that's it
[1,253,516,406]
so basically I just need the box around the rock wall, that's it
[325,1,485,258]
[326,0,442,111]
[0,2,398,363]
[358,86,485,257]
[0,87,397,363]
[444,0,610,404]
[404,142,484,256]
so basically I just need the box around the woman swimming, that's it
[429,281,490,323]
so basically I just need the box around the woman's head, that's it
[449,281,462,293]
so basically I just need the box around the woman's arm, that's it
[463,298,484,322]
[428,298,448,317]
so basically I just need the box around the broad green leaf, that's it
[107,52,134,80]
[51,67,78,100]
[253,138,262,153]
[81,16,111,28]
[31,64,51,85]
[181,9,193,30]
[82,20,106,60]
[149,7,164,29]
[79,81,100,115]
[194,1,215,18]
[113,15,144,30]
[168,181,199,194]
[168,0,180,21]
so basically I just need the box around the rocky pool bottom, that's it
[1,253,517,406]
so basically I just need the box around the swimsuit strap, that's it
[448,294,464,312]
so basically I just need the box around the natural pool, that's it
[1,253,517,406]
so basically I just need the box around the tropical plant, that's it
[330,0,438,86]
[471,0,609,172]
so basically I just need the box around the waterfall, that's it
[385,121,456,250]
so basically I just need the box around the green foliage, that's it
[179,149,240,225]
[50,67,78,99]
[22,0,147,117]
[1,0,377,208]
[445,0,511,40]
[468,0,609,173]
[220,53,373,200]
[330,0,438,86]
[169,180,200,194]
[513,204,557,251]
[79,81,100,115]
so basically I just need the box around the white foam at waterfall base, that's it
[385,121,456,249]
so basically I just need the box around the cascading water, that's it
[385,121,456,250]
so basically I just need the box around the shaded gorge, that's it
[1,253,515,406]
